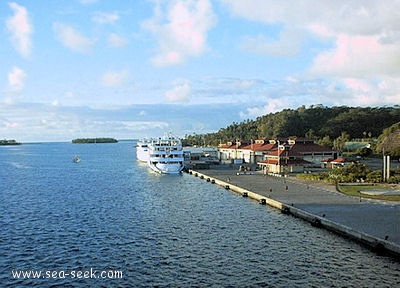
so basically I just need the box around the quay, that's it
[188,166,400,258]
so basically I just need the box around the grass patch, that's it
[337,184,400,202]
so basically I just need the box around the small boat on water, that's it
[73,156,81,163]
[136,134,184,174]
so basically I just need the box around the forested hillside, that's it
[183,105,400,149]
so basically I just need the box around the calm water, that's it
[1,142,399,287]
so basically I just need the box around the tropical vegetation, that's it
[183,105,400,157]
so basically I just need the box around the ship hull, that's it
[148,162,184,174]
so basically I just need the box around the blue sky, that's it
[1,0,400,142]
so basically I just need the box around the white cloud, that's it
[107,33,127,48]
[309,34,400,78]
[223,1,400,75]
[8,66,27,92]
[223,0,400,106]
[6,2,33,58]
[235,79,259,90]
[193,77,267,104]
[101,70,129,87]
[165,80,192,102]
[240,98,285,118]
[240,27,303,57]
[92,12,120,24]
[51,100,60,106]
[222,0,399,37]
[143,0,216,66]
[53,22,95,53]
[339,76,400,106]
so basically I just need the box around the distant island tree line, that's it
[0,139,21,145]
[182,105,400,158]
[72,138,118,144]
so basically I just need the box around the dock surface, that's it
[189,166,400,257]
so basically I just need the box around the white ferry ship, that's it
[136,139,150,162]
[136,135,184,174]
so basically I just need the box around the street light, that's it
[277,140,280,174]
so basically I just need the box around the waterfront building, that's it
[218,139,264,164]
[218,137,338,174]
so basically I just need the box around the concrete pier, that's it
[188,167,400,258]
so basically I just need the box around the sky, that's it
[1,0,400,142]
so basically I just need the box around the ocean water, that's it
[1,141,399,287]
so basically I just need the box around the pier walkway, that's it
[188,166,400,257]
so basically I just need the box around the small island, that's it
[0,139,21,145]
[72,138,118,144]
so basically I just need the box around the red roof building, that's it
[321,157,355,168]
[218,137,338,174]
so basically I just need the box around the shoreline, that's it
[187,167,400,259]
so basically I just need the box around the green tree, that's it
[355,147,373,157]
[376,122,400,157]
[317,135,333,148]
[334,132,350,153]
[326,163,372,183]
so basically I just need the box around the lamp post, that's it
[277,140,280,174]
[383,149,390,182]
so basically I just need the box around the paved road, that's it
[197,166,400,248]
